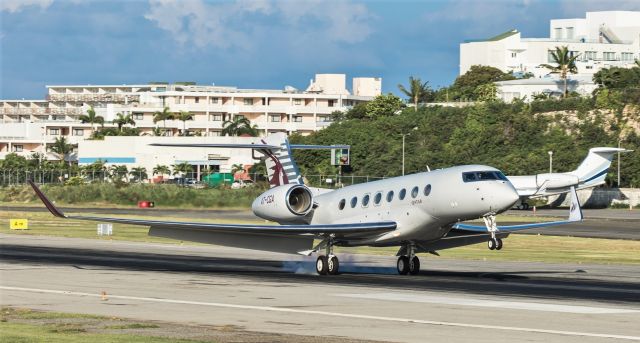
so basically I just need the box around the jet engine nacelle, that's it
[251,184,314,223]
[536,173,580,189]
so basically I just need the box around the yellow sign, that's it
[10,219,29,230]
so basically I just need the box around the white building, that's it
[0,74,381,170]
[495,75,598,102]
[460,11,640,77]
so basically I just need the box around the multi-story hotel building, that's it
[460,11,640,77]
[0,74,381,166]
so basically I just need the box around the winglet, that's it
[28,180,66,218]
[568,186,583,222]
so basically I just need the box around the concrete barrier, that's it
[547,188,639,208]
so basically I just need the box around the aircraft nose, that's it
[498,183,520,210]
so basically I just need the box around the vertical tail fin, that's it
[260,133,303,188]
[568,147,629,186]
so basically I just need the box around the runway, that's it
[1,234,639,342]
[3,205,640,240]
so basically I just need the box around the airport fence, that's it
[0,169,387,189]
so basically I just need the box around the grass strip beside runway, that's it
[2,210,639,265]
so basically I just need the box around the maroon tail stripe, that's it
[28,180,66,218]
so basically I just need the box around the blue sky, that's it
[1,0,639,99]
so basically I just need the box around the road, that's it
[1,234,639,342]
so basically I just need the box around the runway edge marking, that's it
[2,286,639,341]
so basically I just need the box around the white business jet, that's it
[28,133,583,276]
[508,147,630,209]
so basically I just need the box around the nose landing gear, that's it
[483,214,504,251]
[487,237,503,250]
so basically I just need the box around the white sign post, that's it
[97,223,113,236]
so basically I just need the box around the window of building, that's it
[134,113,143,120]
[386,190,394,202]
[554,27,562,39]
[374,192,382,205]
[243,98,254,105]
[511,52,517,58]
[293,115,303,123]
[270,115,281,122]
[603,52,616,61]
[565,27,574,39]
[338,199,346,210]
[328,100,336,107]
[316,116,332,122]
[195,97,200,104]
[399,188,406,200]
[547,50,556,63]
[210,114,223,121]
[294,99,302,105]
[585,51,597,60]
[49,128,60,135]
[73,129,84,136]
[621,52,634,61]
[12,145,23,152]
[211,97,219,104]
[411,186,419,198]
[362,194,370,207]
[350,196,358,208]
[424,184,432,196]
[210,130,221,136]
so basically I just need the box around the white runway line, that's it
[2,286,640,341]
[334,292,640,314]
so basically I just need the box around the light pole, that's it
[401,127,418,176]
[548,151,553,173]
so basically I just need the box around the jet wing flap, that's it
[28,180,396,236]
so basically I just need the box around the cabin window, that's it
[350,196,358,208]
[374,192,382,205]
[387,191,394,202]
[362,194,370,207]
[338,199,346,210]
[424,184,432,196]
[399,188,406,200]
[411,186,419,198]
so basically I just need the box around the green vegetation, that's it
[540,46,580,97]
[222,116,259,136]
[398,76,434,110]
[78,106,105,137]
[0,183,266,207]
[433,65,516,102]
[0,307,209,343]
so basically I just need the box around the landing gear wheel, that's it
[488,238,497,250]
[495,238,503,251]
[316,255,328,275]
[409,256,420,275]
[523,203,530,210]
[397,256,409,275]
[328,256,340,275]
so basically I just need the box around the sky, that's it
[1,0,639,99]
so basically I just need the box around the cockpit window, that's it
[463,171,508,182]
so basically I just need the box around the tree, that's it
[398,76,432,110]
[451,65,515,100]
[222,116,258,136]
[364,93,405,118]
[48,136,73,166]
[474,83,498,102]
[231,163,244,175]
[129,166,148,182]
[172,162,193,177]
[153,164,171,176]
[0,153,28,170]
[540,46,580,98]
[109,165,128,182]
[175,111,194,136]
[112,113,136,132]
[153,106,174,130]
[78,107,104,137]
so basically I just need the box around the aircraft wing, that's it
[452,186,583,232]
[28,181,396,236]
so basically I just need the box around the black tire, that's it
[523,203,530,210]
[397,256,409,275]
[496,238,503,251]
[316,255,328,275]
[328,256,340,275]
[409,256,420,275]
[488,238,496,250]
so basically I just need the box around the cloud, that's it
[1,0,53,13]
[144,0,374,50]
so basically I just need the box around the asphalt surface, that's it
[3,205,639,240]
[1,235,639,342]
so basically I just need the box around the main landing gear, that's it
[316,236,339,275]
[484,214,503,251]
[397,242,420,275]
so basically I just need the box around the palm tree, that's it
[48,136,74,166]
[129,166,148,182]
[153,107,174,130]
[109,165,129,182]
[398,76,432,110]
[172,162,193,177]
[78,107,104,137]
[222,116,258,136]
[231,163,244,175]
[175,111,194,136]
[113,113,136,132]
[540,46,580,98]
[153,164,171,176]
